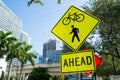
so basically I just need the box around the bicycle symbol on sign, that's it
[62,12,85,25]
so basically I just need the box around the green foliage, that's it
[83,0,120,58]
[0,30,36,80]
[53,75,68,80]
[5,41,22,61]
[28,67,52,80]
[83,0,120,56]
[27,0,62,6]
[0,30,20,80]
[16,75,20,80]
[18,42,36,80]
[18,42,36,66]
[0,71,5,80]
[102,76,110,80]
[0,30,17,58]
[97,67,114,76]
[96,56,120,76]
[10,75,15,80]
[83,0,120,76]
[57,0,62,4]
[27,0,44,7]
[6,41,23,80]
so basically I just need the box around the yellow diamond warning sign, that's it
[51,5,100,51]
[60,50,95,73]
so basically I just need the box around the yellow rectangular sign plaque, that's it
[60,50,95,73]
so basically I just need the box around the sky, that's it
[2,0,89,55]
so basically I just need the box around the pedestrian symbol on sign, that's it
[51,5,100,51]
[69,25,80,42]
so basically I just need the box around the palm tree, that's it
[6,41,23,80]
[0,30,16,58]
[18,42,36,80]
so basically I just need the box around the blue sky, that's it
[2,0,89,55]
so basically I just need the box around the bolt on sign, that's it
[60,50,95,73]
[51,5,100,51]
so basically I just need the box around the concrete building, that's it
[0,0,30,76]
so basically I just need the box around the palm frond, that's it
[27,0,44,7]
[37,0,44,6]
[27,0,33,7]
[57,0,61,4]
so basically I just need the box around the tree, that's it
[18,42,36,80]
[6,40,23,80]
[28,67,52,80]
[0,30,16,58]
[83,0,120,58]
[83,0,120,75]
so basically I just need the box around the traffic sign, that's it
[51,5,100,51]
[60,50,96,73]
[94,55,102,67]
[85,54,102,76]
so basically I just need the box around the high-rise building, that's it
[20,31,31,44]
[38,56,46,63]
[0,0,30,75]
[46,50,62,63]
[43,39,56,58]
[42,39,63,63]
[0,1,22,39]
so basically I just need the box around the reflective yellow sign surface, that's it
[51,5,100,51]
[60,50,95,73]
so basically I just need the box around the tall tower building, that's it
[42,39,63,63]
[43,39,56,58]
